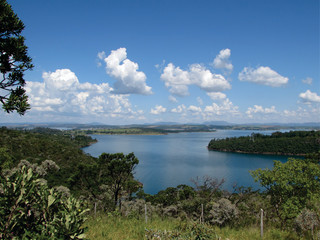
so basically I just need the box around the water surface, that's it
[83,130,289,194]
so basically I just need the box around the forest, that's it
[208,130,320,155]
[1,127,320,239]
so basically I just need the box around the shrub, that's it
[295,208,319,238]
[208,198,238,226]
[0,166,88,239]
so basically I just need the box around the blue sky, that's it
[3,0,319,124]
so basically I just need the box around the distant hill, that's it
[1,121,319,131]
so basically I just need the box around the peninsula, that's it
[208,130,320,156]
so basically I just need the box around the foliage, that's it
[251,155,320,227]
[0,146,13,169]
[207,198,238,226]
[295,208,319,239]
[121,199,155,220]
[76,152,141,211]
[78,127,168,135]
[228,186,267,227]
[0,166,89,239]
[145,222,219,240]
[191,176,225,201]
[97,152,140,208]
[208,130,320,155]
[0,0,33,114]
[0,127,96,194]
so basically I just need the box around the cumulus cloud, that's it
[25,69,143,120]
[42,69,79,91]
[238,66,288,87]
[213,48,233,72]
[246,105,277,118]
[302,77,313,85]
[188,105,202,113]
[207,92,227,100]
[171,104,186,114]
[160,63,231,97]
[299,90,320,103]
[150,105,167,115]
[100,48,152,95]
[204,98,239,116]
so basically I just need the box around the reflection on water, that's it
[83,130,289,194]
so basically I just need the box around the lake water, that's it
[83,130,290,194]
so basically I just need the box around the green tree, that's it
[0,0,33,114]
[251,156,320,227]
[97,152,140,208]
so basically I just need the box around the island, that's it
[208,130,320,156]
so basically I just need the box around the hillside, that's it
[208,130,320,155]
[0,127,96,192]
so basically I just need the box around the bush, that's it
[208,198,238,226]
[295,208,319,238]
[0,166,89,239]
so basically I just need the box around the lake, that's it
[83,130,290,194]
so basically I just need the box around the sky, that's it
[2,0,319,125]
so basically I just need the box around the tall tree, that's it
[0,0,33,115]
[97,152,140,208]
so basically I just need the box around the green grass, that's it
[85,214,181,240]
[85,214,304,240]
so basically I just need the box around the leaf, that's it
[77,233,87,239]
[48,194,55,208]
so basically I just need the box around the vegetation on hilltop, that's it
[208,130,320,155]
[0,127,96,191]
[73,127,169,135]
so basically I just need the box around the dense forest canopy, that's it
[208,130,320,155]
[0,127,96,191]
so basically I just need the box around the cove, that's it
[82,130,289,194]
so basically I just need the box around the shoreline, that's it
[207,148,307,156]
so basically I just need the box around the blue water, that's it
[83,130,290,194]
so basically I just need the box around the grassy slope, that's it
[85,214,302,240]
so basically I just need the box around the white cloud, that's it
[101,48,152,95]
[302,77,313,85]
[299,90,320,103]
[188,105,202,113]
[160,63,191,96]
[150,105,167,115]
[169,95,178,103]
[213,48,233,72]
[238,66,288,87]
[43,69,79,91]
[97,51,106,60]
[204,98,239,116]
[207,92,227,100]
[161,63,231,97]
[171,104,186,114]
[283,110,297,117]
[246,105,277,118]
[25,69,144,121]
[97,51,106,67]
